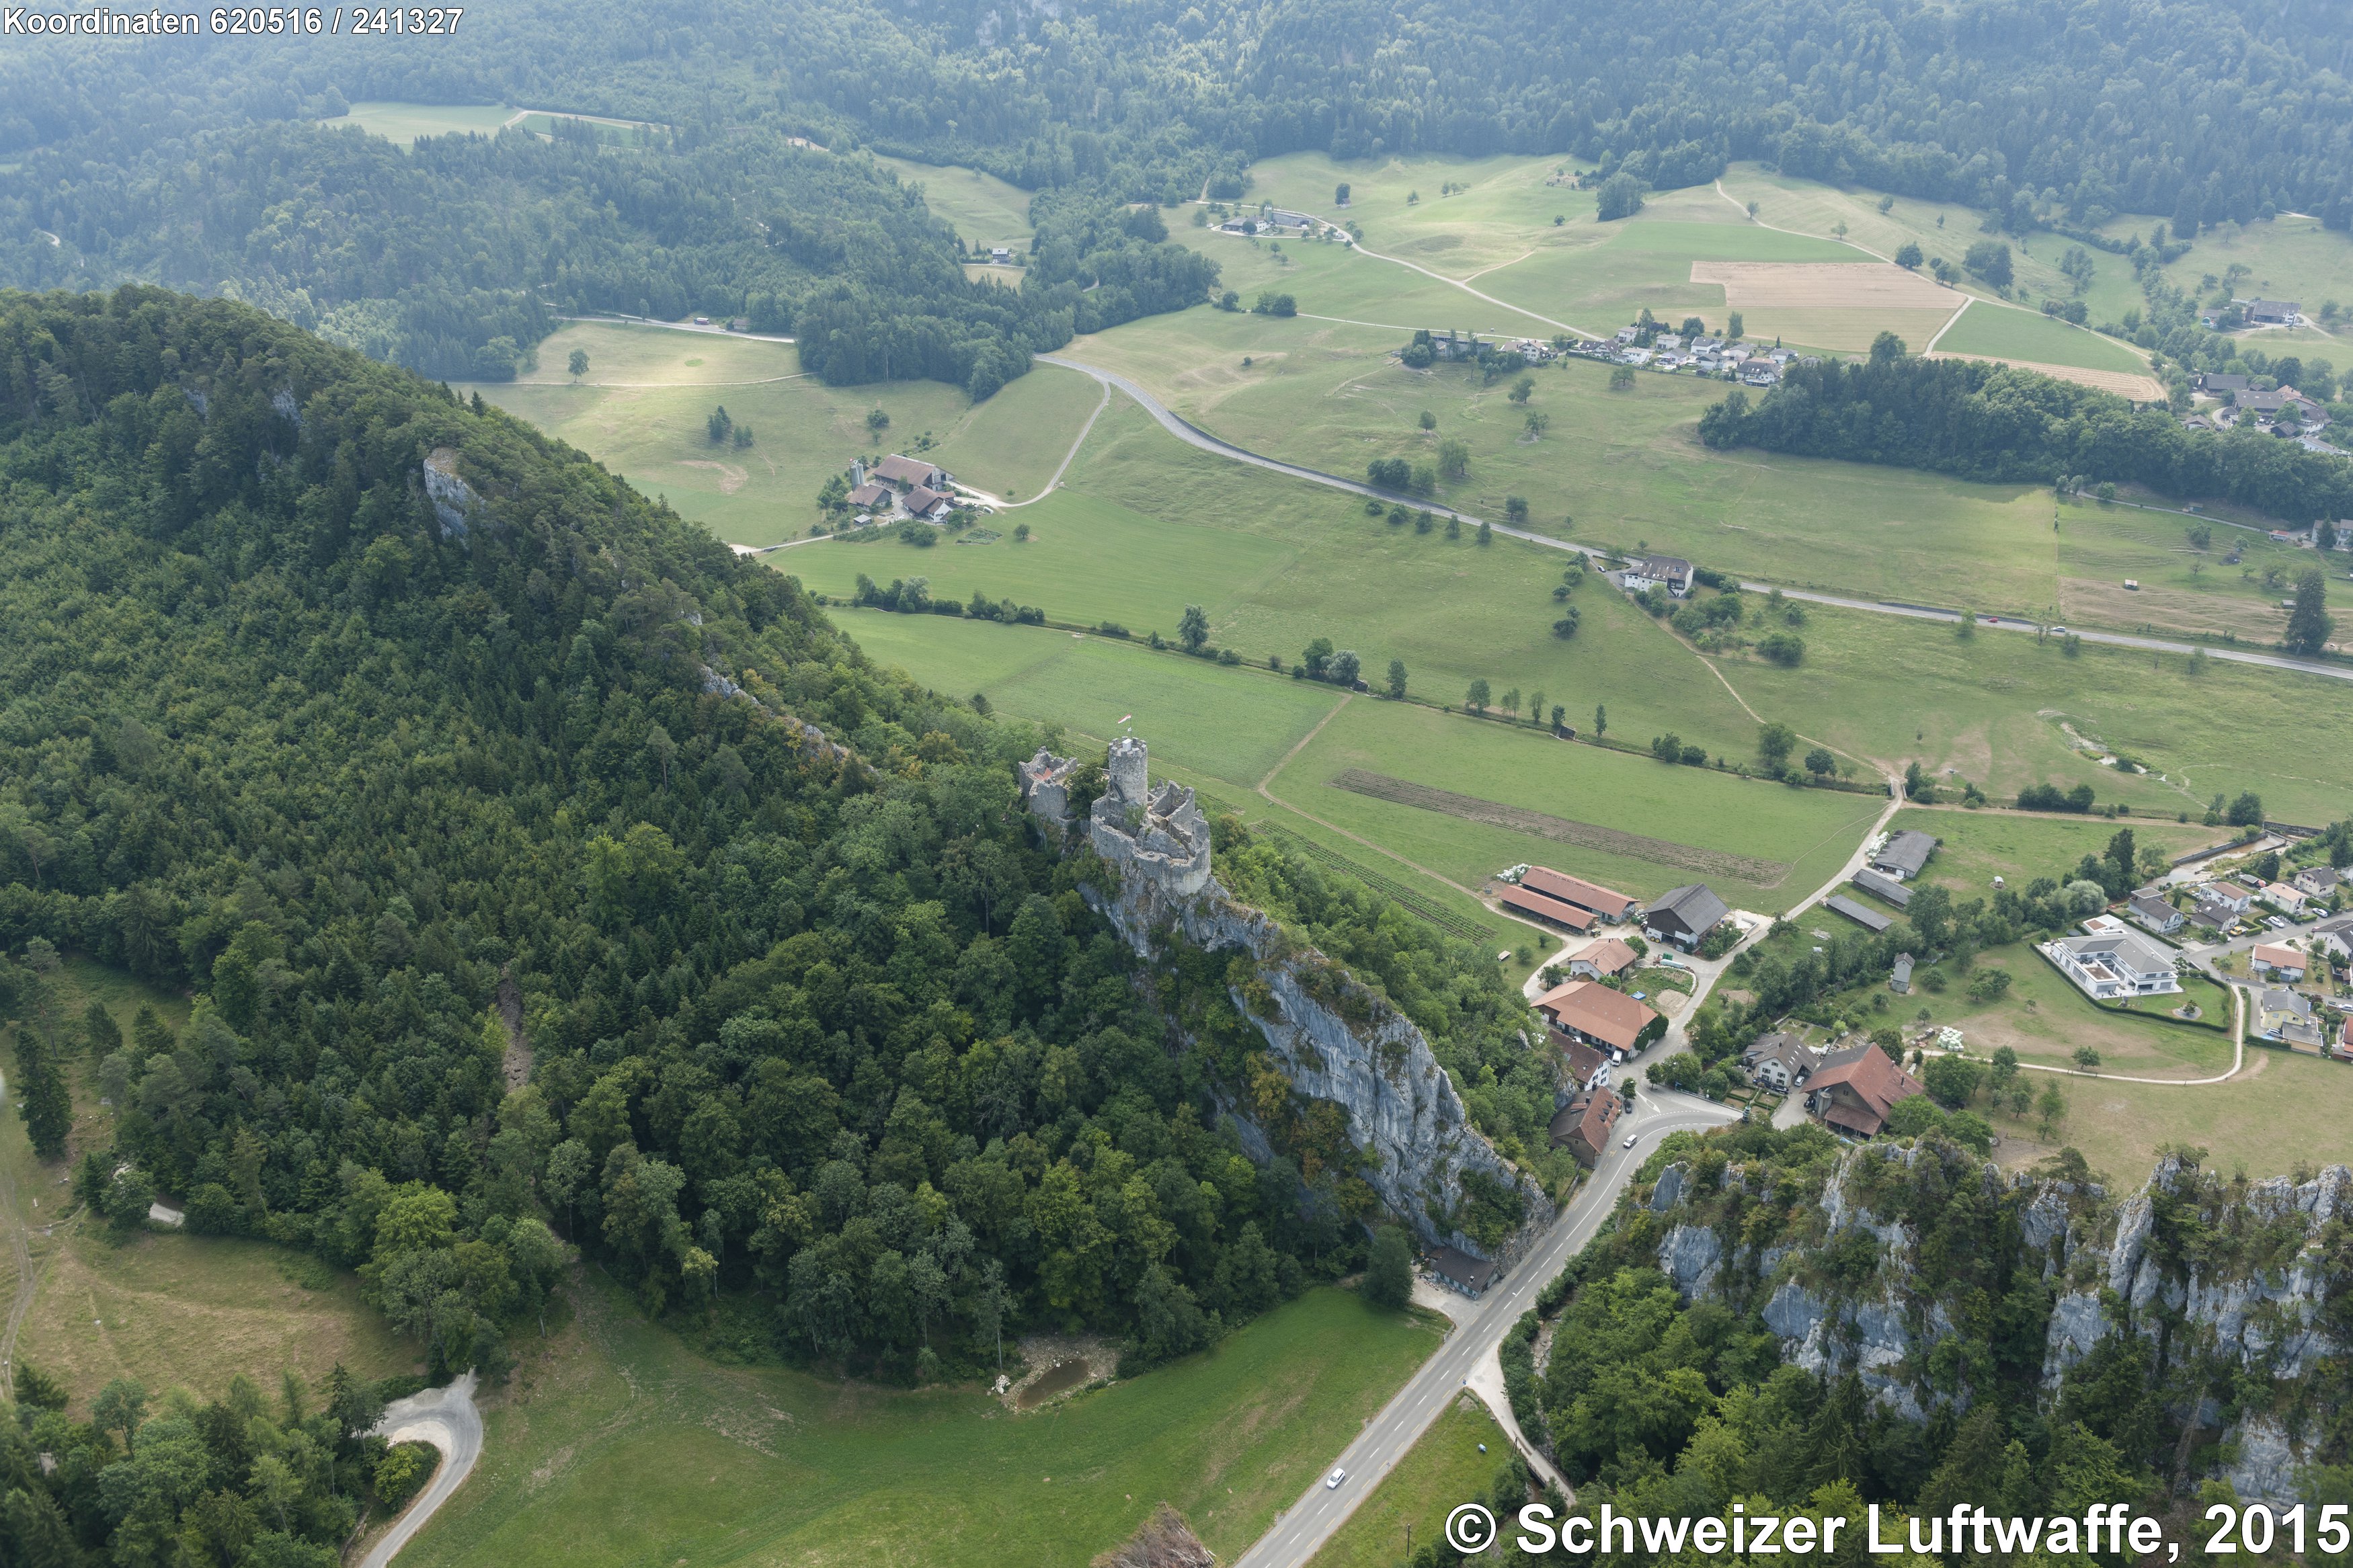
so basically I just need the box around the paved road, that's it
[360,1372,483,1568]
[1231,1094,1738,1568]
[1035,355,2353,690]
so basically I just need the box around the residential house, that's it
[845,481,890,511]
[2313,916,2353,963]
[1622,555,1694,597]
[2127,893,2185,936]
[2046,928,2184,999]
[1804,1043,1925,1138]
[1851,868,1913,907]
[1890,953,1914,993]
[1499,883,1595,932]
[1566,938,1638,979]
[2188,905,2233,937]
[902,485,955,521]
[2245,300,2303,326]
[1870,831,1937,882]
[1427,1244,1498,1297]
[2251,942,2309,981]
[2294,866,2342,899]
[873,453,949,489]
[1548,1087,1625,1167]
[1558,1036,1609,1089]
[2260,881,2310,917]
[1825,895,1892,932]
[1613,326,1641,345]
[989,247,1012,264]
[1522,867,1640,923]
[1741,1031,1817,1093]
[2255,987,2321,1047]
[1645,883,1728,949]
[2198,880,2255,916]
[1533,980,1661,1061]
[2198,373,2252,396]
[1690,338,1723,355]
[1739,361,1780,387]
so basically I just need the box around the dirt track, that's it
[1328,769,1790,883]
[1690,260,1956,309]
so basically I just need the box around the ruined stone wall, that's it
[1021,737,1552,1263]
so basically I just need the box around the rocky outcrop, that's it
[423,447,477,538]
[1022,737,1552,1264]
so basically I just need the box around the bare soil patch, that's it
[1690,261,1954,308]
[2057,576,2287,641]
[1093,1503,1217,1568]
[1925,352,2165,401]
[674,458,748,493]
[1330,769,1790,883]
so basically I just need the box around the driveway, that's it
[360,1372,483,1568]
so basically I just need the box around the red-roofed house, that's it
[1804,1043,1925,1138]
[1548,1087,1624,1165]
[1521,867,1640,923]
[2251,942,2309,981]
[1558,1036,1608,1087]
[1534,981,1661,1059]
[1499,884,1595,932]
[1567,938,1638,979]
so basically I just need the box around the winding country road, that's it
[360,1372,484,1568]
[1033,355,2353,688]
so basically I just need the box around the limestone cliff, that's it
[1636,1137,2353,1501]
[1022,738,1552,1264]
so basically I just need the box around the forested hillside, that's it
[0,289,1560,1430]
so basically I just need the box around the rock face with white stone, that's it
[1020,737,1551,1265]
[1640,1137,2352,1499]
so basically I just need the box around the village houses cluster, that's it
[2183,367,2342,454]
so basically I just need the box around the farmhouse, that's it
[1644,882,1728,949]
[1499,882,1595,932]
[902,485,955,521]
[1566,937,1638,979]
[1804,1043,1925,1139]
[1622,554,1694,597]
[1851,868,1913,907]
[1548,1087,1624,1167]
[1741,1031,1817,1092]
[1558,1035,1609,1089]
[845,481,890,511]
[1427,1244,1498,1298]
[1533,980,1661,1060]
[1870,829,1937,881]
[2251,942,2309,981]
[874,453,950,489]
[1521,866,1640,922]
[2245,300,2302,325]
[1825,895,1892,933]
[2127,893,2185,936]
[2046,928,2183,999]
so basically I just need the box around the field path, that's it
[360,1372,485,1568]
[956,373,1112,509]
[1338,243,1604,341]
[0,1069,34,1378]
[1031,354,2353,689]
[1924,295,1971,352]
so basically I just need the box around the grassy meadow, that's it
[467,322,1105,544]
[1933,300,2152,373]
[403,1283,1444,1568]
[319,101,515,145]
[873,155,1035,253]
[1882,807,2222,901]
[1308,1393,1510,1568]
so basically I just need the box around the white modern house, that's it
[2044,928,2182,1000]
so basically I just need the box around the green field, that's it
[1884,807,2222,901]
[1903,943,2235,1080]
[1309,1393,1510,1568]
[2096,208,2353,331]
[873,155,1035,251]
[467,323,1105,544]
[1932,300,2151,374]
[319,101,515,145]
[1989,1048,2353,1187]
[406,1284,1443,1568]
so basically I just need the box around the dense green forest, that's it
[0,288,1560,1436]
[1699,349,2353,524]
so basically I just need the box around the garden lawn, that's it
[1901,942,2234,1079]
[1308,1393,1511,1568]
[1987,1047,2353,1188]
[468,325,1103,544]
[403,1284,1445,1568]
[317,101,514,146]
[1931,302,2151,374]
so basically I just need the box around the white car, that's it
[1623,1132,1640,1149]
[1326,1467,1347,1489]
